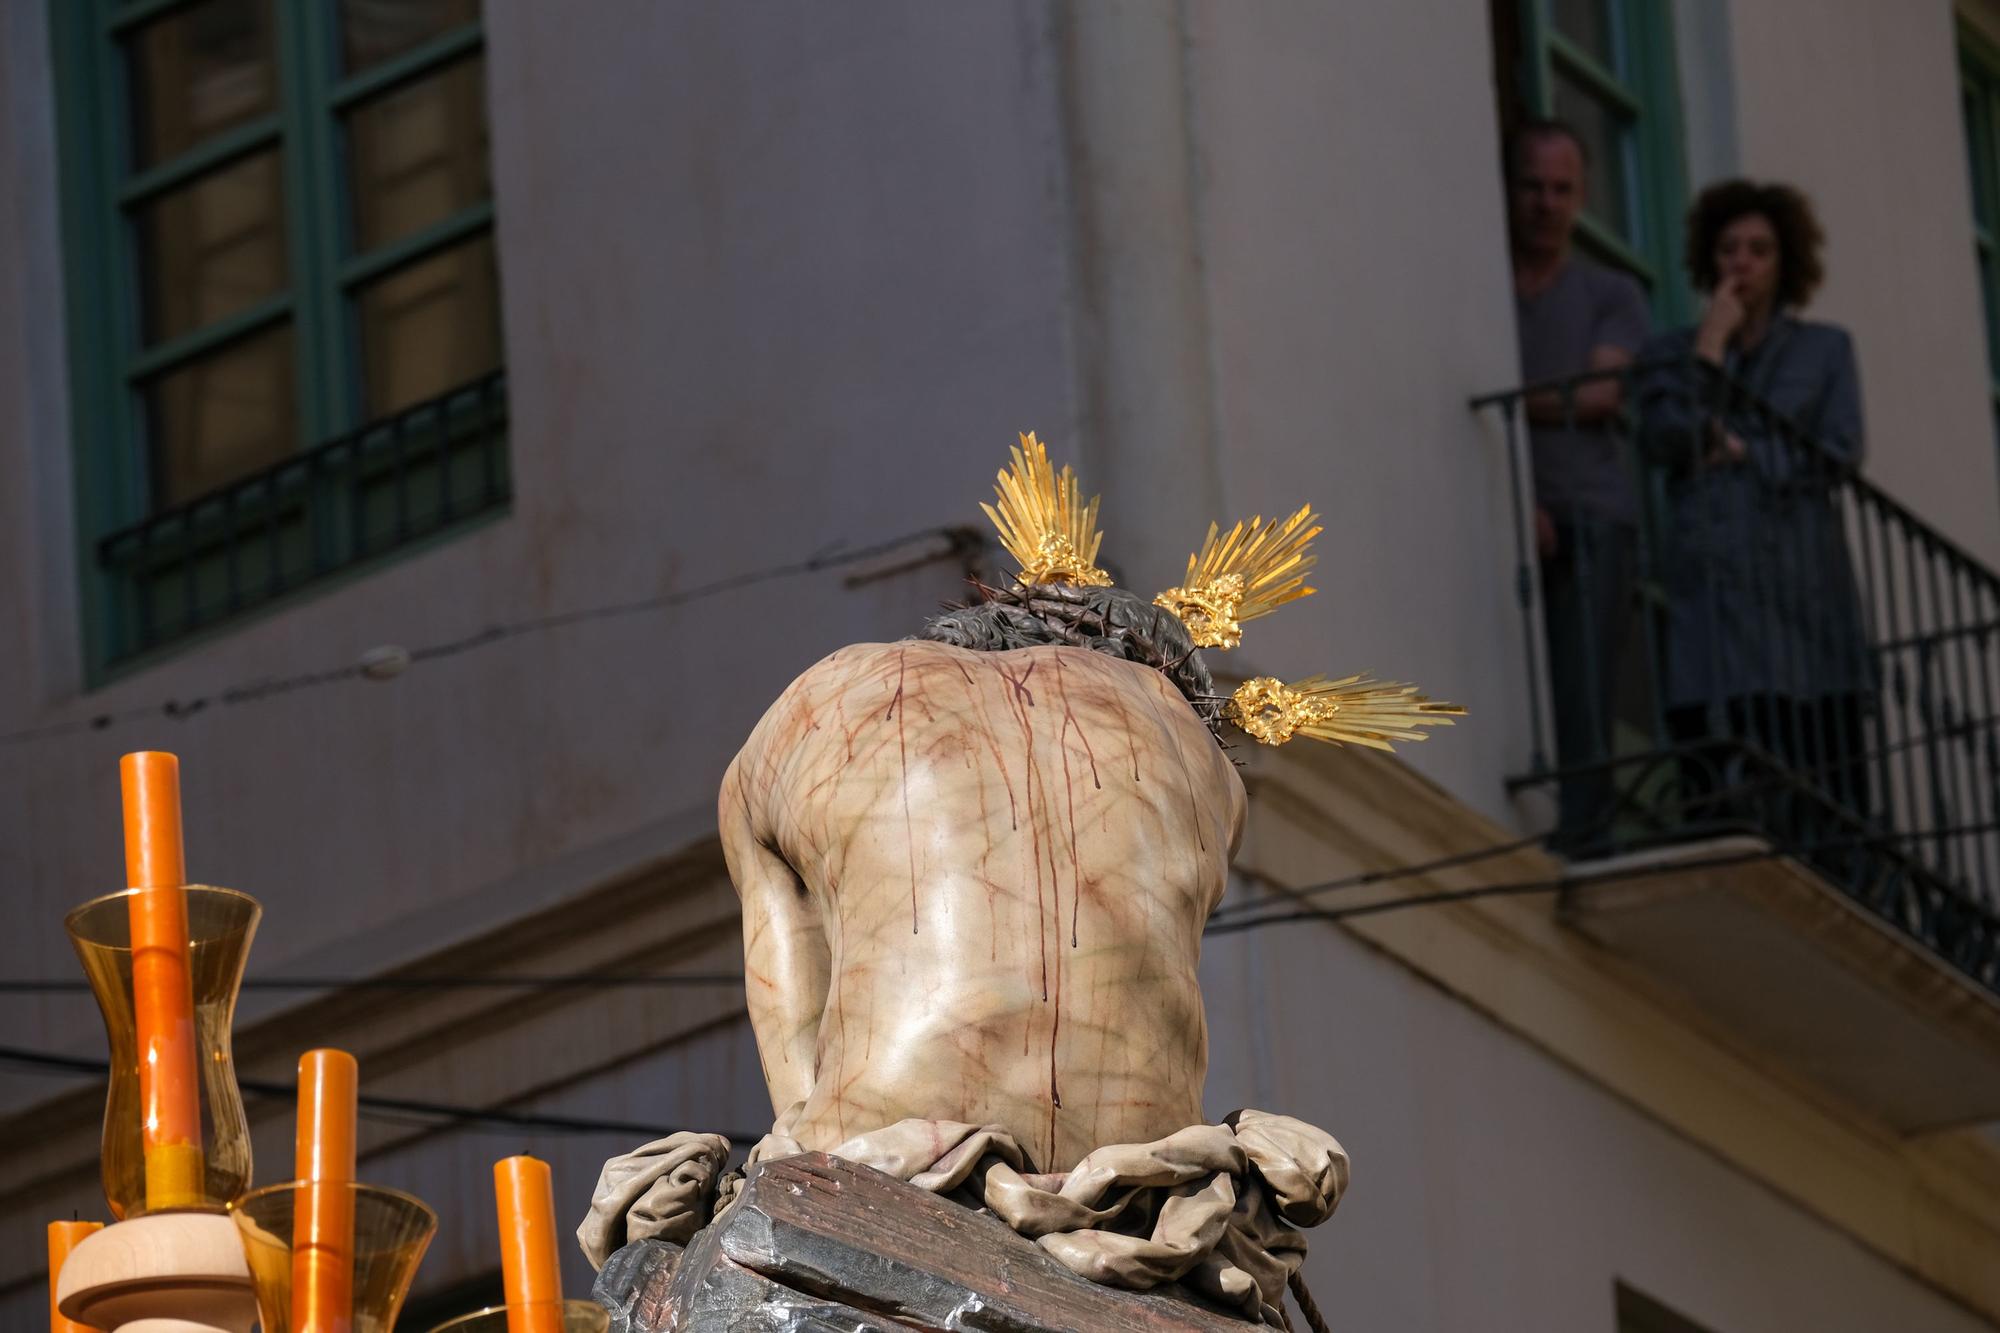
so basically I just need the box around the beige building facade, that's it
[3,2,1999,1329]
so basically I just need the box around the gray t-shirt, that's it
[1515,258,1651,525]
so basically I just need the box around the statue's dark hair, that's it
[917,583,1220,732]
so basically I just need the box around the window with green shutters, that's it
[1492,0,1693,325]
[1960,22,2000,467]
[51,0,509,675]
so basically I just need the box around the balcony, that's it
[94,371,510,666]
[1472,356,2000,1131]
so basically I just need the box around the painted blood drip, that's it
[999,660,1048,1010]
[1118,698,1141,783]
[1052,658,1096,948]
[889,647,918,932]
[1141,676,1205,852]
[967,669,1019,830]
[1049,981,1062,1162]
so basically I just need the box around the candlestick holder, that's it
[65,885,261,1217]
[56,1210,257,1333]
[424,1300,611,1333]
[231,1180,438,1332]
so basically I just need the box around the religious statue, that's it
[580,436,1460,1329]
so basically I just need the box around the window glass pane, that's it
[135,149,288,344]
[356,233,501,417]
[1981,247,2000,384]
[144,323,297,507]
[1553,73,1632,241]
[125,0,276,169]
[1965,81,1996,230]
[338,0,479,73]
[345,56,491,252]
[1550,0,1615,72]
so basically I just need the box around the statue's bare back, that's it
[722,640,1246,1171]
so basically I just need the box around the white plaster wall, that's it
[1201,906,1994,1333]
[1179,0,1534,826]
[1719,0,2000,567]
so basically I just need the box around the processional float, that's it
[46,434,1460,1332]
[578,436,1462,1330]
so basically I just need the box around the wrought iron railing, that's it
[1472,356,2000,992]
[97,371,510,663]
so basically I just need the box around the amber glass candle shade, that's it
[423,1302,610,1333]
[65,885,260,1218]
[232,1180,437,1333]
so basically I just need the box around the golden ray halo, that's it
[979,432,1112,588]
[1227,673,1464,751]
[1154,505,1321,650]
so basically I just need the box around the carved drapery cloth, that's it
[577,1109,1348,1326]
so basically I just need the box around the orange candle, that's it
[292,1049,358,1333]
[120,752,204,1211]
[47,1220,103,1333]
[493,1156,563,1333]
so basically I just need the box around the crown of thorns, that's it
[977,433,1463,751]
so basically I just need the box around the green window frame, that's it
[50,0,510,679]
[1959,21,2000,468]
[1508,0,1694,325]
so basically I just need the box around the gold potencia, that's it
[983,433,1463,750]
[1155,506,1322,650]
[1225,673,1465,752]
[981,432,1114,588]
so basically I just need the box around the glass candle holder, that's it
[65,885,260,1217]
[424,1301,611,1333]
[232,1180,438,1333]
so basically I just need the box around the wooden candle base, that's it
[55,1213,256,1333]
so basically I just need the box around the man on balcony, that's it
[1508,118,1652,852]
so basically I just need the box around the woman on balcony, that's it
[1636,180,1873,849]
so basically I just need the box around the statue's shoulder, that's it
[782,641,915,693]
[727,647,913,792]
[804,641,907,670]
[787,639,1001,689]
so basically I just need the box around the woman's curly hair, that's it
[1684,179,1826,308]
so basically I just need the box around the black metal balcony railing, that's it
[1472,357,2000,994]
[97,371,510,664]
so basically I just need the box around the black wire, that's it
[1200,826,1937,938]
[0,828,1976,1148]
[1206,754,1970,931]
[0,525,978,750]
[1209,830,1551,923]
[1206,715,1961,931]
[1,973,747,995]
[10,813,1991,996]
[0,1044,760,1144]
[0,834,1577,999]
[1207,865,1612,938]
